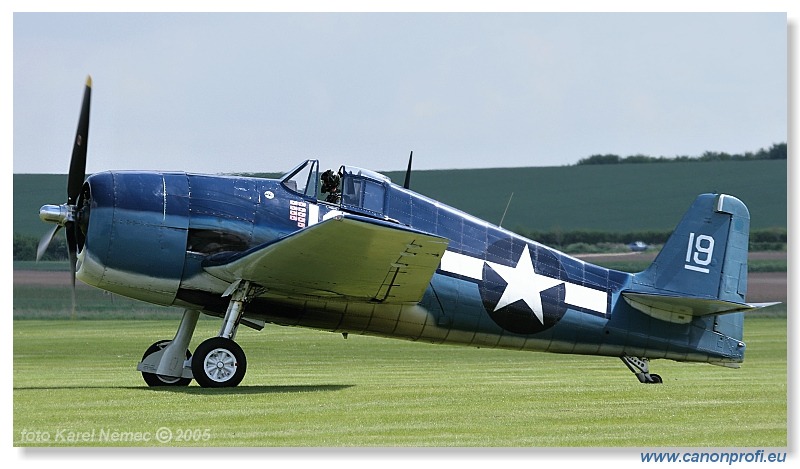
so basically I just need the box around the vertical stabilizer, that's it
[631,193,751,303]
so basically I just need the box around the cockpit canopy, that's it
[280,160,393,217]
[280,160,320,198]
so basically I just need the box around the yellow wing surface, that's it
[203,214,449,303]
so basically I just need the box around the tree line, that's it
[576,142,786,166]
[14,233,66,261]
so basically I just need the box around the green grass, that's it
[13,317,786,447]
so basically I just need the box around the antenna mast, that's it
[499,192,514,228]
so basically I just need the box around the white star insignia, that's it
[485,244,564,324]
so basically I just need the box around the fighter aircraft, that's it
[37,78,778,387]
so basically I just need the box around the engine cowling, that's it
[77,171,190,306]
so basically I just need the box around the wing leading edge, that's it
[202,213,449,303]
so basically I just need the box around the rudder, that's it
[632,193,750,303]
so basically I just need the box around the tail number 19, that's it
[685,232,715,274]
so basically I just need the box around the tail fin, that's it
[635,193,749,300]
[624,194,778,326]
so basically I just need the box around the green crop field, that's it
[383,159,786,232]
[14,160,786,238]
[13,317,786,447]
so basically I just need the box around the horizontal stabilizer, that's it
[622,291,779,324]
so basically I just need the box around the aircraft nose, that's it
[39,204,71,225]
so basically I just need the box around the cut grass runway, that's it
[13,317,786,447]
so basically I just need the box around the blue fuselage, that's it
[75,169,744,366]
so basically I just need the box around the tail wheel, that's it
[141,340,192,387]
[192,337,247,388]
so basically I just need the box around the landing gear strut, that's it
[620,355,663,384]
[191,280,258,388]
[138,309,199,386]
[138,279,260,388]
[140,340,192,387]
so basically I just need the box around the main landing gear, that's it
[137,280,259,388]
[620,355,663,384]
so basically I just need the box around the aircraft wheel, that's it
[650,374,663,384]
[141,340,192,387]
[192,337,247,388]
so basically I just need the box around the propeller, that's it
[68,76,91,205]
[37,76,92,317]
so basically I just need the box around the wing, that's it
[202,213,449,303]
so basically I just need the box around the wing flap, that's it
[203,214,449,303]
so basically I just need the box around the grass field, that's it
[13,316,786,447]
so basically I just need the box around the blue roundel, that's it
[478,239,568,335]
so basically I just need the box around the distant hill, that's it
[14,160,786,238]
[383,159,786,233]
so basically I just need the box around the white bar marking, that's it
[440,251,484,280]
[440,250,608,314]
[307,203,320,226]
[564,283,608,314]
[684,264,710,274]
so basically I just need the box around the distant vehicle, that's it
[37,78,779,387]
[628,241,649,252]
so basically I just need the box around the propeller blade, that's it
[37,77,92,318]
[36,224,62,261]
[66,221,78,319]
[403,151,413,189]
[67,76,92,204]
[65,221,78,269]
[69,248,77,320]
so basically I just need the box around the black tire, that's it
[141,340,192,387]
[650,374,663,384]
[192,337,247,388]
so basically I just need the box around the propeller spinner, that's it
[37,76,93,312]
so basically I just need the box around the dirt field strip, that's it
[14,269,786,303]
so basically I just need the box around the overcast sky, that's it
[9,8,790,176]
